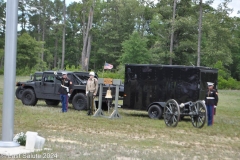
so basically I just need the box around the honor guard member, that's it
[54,71,72,112]
[86,71,98,115]
[205,82,218,126]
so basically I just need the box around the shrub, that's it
[13,132,26,146]
[218,76,240,89]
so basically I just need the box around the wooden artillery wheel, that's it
[190,100,207,128]
[164,99,180,127]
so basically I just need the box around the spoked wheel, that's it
[190,100,207,128]
[164,99,180,127]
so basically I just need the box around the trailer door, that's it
[199,69,218,100]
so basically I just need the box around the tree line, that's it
[0,0,239,88]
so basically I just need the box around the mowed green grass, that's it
[0,75,240,160]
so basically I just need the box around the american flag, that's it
[104,62,113,69]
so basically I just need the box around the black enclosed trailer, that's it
[123,64,218,119]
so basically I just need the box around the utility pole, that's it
[61,0,66,70]
[169,0,177,65]
[197,0,203,66]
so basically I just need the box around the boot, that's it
[87,110,91,116]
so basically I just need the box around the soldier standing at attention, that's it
[205,82,218,126]
[54,71,72,112]
[86,71,98,115]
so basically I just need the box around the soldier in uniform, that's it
[86,71,98,115]
[54,71,72,112]
[205,82,218,126]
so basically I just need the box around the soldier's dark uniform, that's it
[55,72,72,112]
[205,82,218,126]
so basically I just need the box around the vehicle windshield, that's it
[35,74,42,81]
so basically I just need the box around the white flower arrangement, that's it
[13,132,26,146]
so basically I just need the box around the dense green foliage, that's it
[0,0,239,89]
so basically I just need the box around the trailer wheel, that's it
[72,93,87,110]
[16,87,24,99]
[148,105,162,119]
[163,99,180,127]
[21,89,38,106]
[191,100,207,128]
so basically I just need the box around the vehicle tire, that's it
[72,93,87,110]
[45,100,60,106]
[15,87,24,99]
[21,89,38,106]
[148,105,163,119]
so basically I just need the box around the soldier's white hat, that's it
[89,71,95,76]
[62,71,67,75]
[207,82,214,86]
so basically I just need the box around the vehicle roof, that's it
[34,71,43,74]
[74,71,98,76]
[125,64,218,71]
[74,71,90,75]
[74,71,98,79]
[74,71,89,73]
[43,70,100,75]
[43,70,73,74]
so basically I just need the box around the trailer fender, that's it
[147,102,166,111]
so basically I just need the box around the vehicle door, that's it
[55,73,62,95]
[42,73,57,98]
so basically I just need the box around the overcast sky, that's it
[66,0,240,17]
[209,0,240,17]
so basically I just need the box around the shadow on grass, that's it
[123,112,149,118]
[35,104,61,108]
[32,104,82,112]
[179,116,191,122]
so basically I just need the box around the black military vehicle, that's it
[16,72,43,99]
[123,64,218,119]
[17,71,123,110]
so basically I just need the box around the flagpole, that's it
[0,0,20,147]
[102,68,104,78]
[102,61,105,77]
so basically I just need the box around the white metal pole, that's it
[0,0,20,147]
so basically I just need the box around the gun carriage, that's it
[164,99,207,128]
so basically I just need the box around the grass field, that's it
[0,76,240,160]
